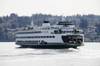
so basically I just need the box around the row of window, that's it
[16,41,39,44]
[16,36,55,38]
[16,31,42,34]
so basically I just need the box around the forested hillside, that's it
[0,13,100,42]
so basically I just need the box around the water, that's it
[0,42,100,66]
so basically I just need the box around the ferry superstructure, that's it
[15,20,84,48]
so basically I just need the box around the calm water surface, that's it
[0,42,100,66]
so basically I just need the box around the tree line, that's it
[0,13,100,42]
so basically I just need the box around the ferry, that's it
[15,20,84,48]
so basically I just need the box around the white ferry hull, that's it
[16,33,84,48]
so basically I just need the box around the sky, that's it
[0,0,100,16]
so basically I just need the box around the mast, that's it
[61,16,66,21]
[31,17,34,28]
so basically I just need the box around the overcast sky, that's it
[0,0,100,16]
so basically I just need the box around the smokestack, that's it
[42,21,50,27]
